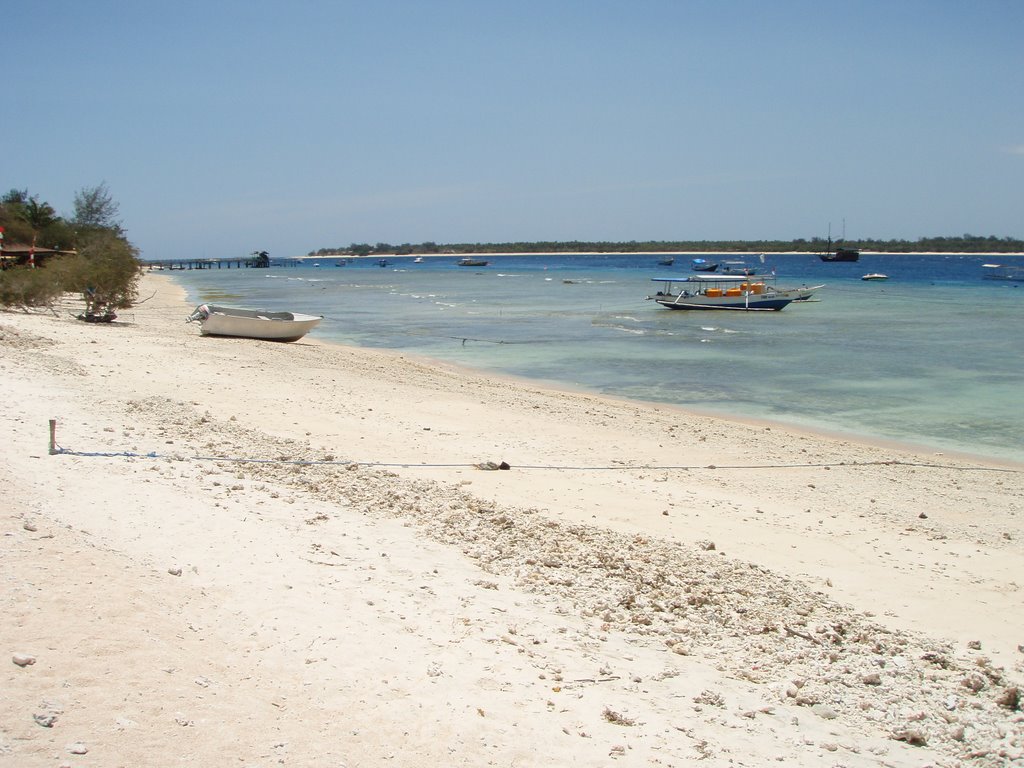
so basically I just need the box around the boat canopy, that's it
[651,274,769,283]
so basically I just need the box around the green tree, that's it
[59,228,141,320]
[72,182,123,235]
[22,197,59,230]
[1,189,77,250]
[1,185,141,319]
[2,189,30,206]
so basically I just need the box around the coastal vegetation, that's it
[0,184,141,320]
[310,234,1024,257]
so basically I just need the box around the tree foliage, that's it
[61,229,141,319]
[72,182,123,235]
[0,261,67,309]
[1,184,141,319]
[0,188,75,249]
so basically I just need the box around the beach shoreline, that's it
[282,250,1024,260]
[2,272,1021,766]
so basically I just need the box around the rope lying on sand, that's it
[49,446,1021,473]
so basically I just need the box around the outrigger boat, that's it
[187,304,322,342]
[646,275,813,311]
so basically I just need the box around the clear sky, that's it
[4,0,1022,260]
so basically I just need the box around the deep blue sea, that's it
[166,252,1024,463]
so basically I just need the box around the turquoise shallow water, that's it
[167,253,1024,463]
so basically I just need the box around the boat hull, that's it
[652,294,792,311]
[189,305,322,342]
[982,264,1024,281]
[690,258,718,272]
[820,250,859,262]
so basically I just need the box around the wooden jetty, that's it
[141,251,292,270]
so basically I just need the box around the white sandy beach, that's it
[2,272,1022,767]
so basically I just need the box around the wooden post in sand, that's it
[48,419,57,455]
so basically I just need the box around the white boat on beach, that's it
[187,304,322,342]
[646,275,807,311]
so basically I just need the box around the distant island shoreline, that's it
[301,250,1024,259]
[308,236,1024,259]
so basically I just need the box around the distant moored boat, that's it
[982,263,1024,281]
[691,258,718,272]
[819,221,860,261]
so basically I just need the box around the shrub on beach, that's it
[0,263,66,309]
[0,236,141,318]
[1,184,141,320]
[58,230,142,320]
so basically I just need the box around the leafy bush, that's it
[1,184,140,319]
[0,263,67,309]
[59,230,141,320]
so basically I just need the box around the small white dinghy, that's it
[188,304,322,342]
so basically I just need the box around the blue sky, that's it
[4,0,1022,260]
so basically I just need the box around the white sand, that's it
[2,272,1022,767]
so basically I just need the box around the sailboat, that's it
[819,221,859,262]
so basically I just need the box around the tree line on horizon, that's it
[309,234,1024,257]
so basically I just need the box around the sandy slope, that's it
[2,272,1021,767]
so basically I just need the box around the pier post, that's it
[48,419,57,454]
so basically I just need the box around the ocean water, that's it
[166,253,1024,463]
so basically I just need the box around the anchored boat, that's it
[690,258,718,272]
[719,260,758,275]
[818,221,860,262]
[982,263,1024,281]
[646,275,804,311]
